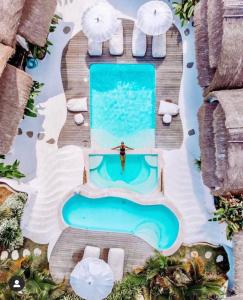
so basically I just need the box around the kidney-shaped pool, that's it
[62,194,180,251]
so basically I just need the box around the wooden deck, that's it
[58,19,183,149]
[49,228,155,283]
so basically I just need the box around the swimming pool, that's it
[89,154,158,193]
[62,194,179,251]
[90,64,156,148]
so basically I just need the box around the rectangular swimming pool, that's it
[89,154,158,194]
[90,64,156,149]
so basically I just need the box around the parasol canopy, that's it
[136,1,173,36]
[81,1,120,42]
[70,257,114,300]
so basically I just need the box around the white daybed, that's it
[109,20,124,56]
[108,248,125,281]
[152,33,166,58]
[88,40,102,56]
[82,246,101,259]
[132,25,147,57]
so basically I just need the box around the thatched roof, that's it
[207,0,224,69]
[213,104,228,182]
[199,89,243,192]
[0,64,32,155]
[207,17,243,93]
[0,44,14,78]
[233,231,243,296]
[194,0,243,92]
[211,90,243,131]
[194,0,215,88]
[198,102,219,188]
[0,0,26,47]
[18,0,57,47]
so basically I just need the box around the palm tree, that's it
[182,257,225,300]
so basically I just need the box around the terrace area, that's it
[49,228,154,282]
[58,19,183,149]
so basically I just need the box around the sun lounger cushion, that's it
[83,246,100,259]
[88,39,102,56]
[163,114,172,124]
[109,20,124,56]
[158,100,179,116]
[74,113,84,125]
[108,248,125,281]
[132,25,146,57]
[152,34,166,58]
[67,97,88,112]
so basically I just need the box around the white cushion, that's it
[158,100,179,116]
[109,20,124,55]
[11,250,19,260]
[132,25,146,57]
[152,34,166,58]
[23,249,31,257]
[0,251,8,260]
[108,248,125,281]
[67,98,88,112]
[88,39,102,56]
[163,114,172,124]
[83,246,100,259]
[74,113,84,125]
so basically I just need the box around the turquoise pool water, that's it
[90,64,156,148]
[62,194,179,251]
[89,154,158,193]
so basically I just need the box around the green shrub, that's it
[0,218,23,251]
[0,160,25,179]
[209,194,243,240]
[173,0,200,26]
[0,192,27,251]
[24,81,44,118]
[0,193,27,222]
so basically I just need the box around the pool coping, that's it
[58,183,184,257]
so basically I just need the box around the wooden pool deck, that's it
[58,19,183,149]
[49,228,155,283]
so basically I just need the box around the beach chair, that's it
[88,39,102,56]
[83,246,101,259]
[132,24,147,57]
[109,20,124,56]
[108,248,125,281]
[152,33,166,58]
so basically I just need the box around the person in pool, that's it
[112,142,134,171]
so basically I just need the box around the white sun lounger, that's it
[109,20,124,56]
[83,246,100,259]
[108,248,125,281]
[132,25,146,57]
[152,34,166,58]
[88,40,102,56]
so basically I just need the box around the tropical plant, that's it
[0,192,27,251]
[28,14,62,60]
[107,253,226,300]
[0,218,23,251]
[0,192,27,222]
[24,81,44,117]
[0,160,25,179]
[182,257,225,300]
[58,291,82,300]
[0,256,66,300]
[209,194,243,240]
[106,273,147,300]
[173,0,200,26]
